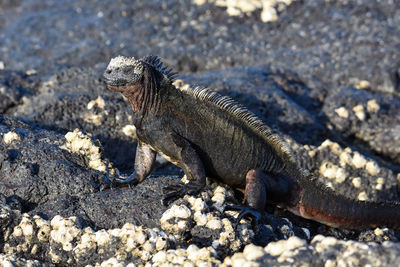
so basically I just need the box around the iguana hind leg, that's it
[227,169,290,224]
[163,134,206,206]
[226,169,266,224]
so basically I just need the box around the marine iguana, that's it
[103,55,400,229]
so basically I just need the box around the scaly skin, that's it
[103,55,400,229]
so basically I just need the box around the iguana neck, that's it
[122,84,147,113]
[123,68,171,119]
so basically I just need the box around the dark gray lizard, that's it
[103,55,400,229]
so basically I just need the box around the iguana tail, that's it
[294,179,400,229]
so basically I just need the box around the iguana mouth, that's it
[103,77,128,88]
[106,85,122,92]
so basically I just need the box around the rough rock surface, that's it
[0,116,103,207]
[1,0,400,266]
[323,86,400,164]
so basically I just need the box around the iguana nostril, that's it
[106,69,112,74]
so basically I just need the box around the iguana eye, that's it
[123,67,132,74]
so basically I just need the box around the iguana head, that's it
[104,55,176,112]
[103,55,176,92]
[103,56,144,92]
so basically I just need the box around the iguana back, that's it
[164,85,294,188]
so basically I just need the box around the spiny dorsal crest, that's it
[184,86,295,163]
[141,55,178,81]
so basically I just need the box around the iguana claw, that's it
[162,183,202,206]
[101,173,139,190]
[114,173,139,185]
[225,205,262,227]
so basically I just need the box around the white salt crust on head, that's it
[107,56,136,70]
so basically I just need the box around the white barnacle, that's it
[206,219,223,230]
[3,131,21,144]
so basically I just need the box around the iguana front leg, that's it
[112,142,156,187]
[163,134,206,206]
